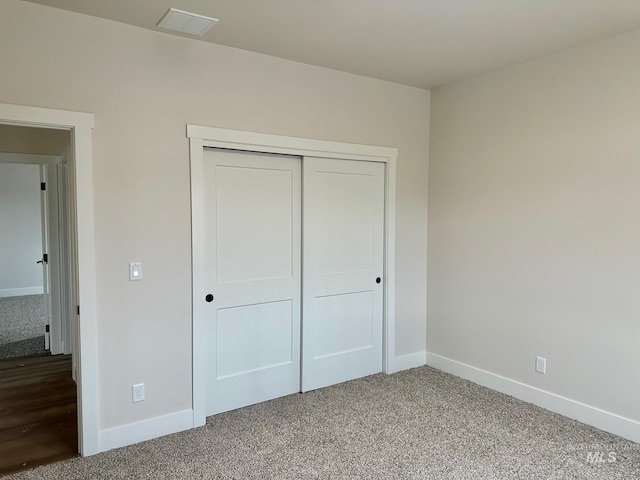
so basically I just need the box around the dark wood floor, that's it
[0,354,77,475]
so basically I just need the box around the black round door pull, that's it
[205,294,214,303]
[376,277,381,284]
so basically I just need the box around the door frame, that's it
[56,157,74,356]
[188,125,398,427]
[0,103,99,456]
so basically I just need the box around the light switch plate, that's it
[129,262,142,281]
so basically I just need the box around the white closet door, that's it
[302,157,385,392]
[203,148,301,415]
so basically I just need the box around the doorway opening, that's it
[0,125,77,474]
[0,133,73,360]
[0,103,98,463]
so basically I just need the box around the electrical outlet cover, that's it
[535,356,546,374]
[132,383,145,402]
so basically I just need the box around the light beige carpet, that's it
[0,295,46,360]
[6,366,639,479]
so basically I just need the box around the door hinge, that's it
[41,182,46,191]
[45,324,50,333]
[77,305,80,315]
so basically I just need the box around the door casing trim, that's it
[0,102,98,456]
[187,124,397,427]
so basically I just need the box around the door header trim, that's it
[187,125,397,163]
[0,102,94,129]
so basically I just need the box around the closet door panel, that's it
[302,157,384,392]
[202,148,301,415]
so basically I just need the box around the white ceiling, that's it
[24,0,640,89]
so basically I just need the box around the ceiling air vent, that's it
[157,8,218,36]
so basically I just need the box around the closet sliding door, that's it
[301,157,385,392]
[202,148,301,416]
[197,147,386,415]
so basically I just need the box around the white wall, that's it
[0,1,429,431]
[0,162,43,296]
[429,29,640,423]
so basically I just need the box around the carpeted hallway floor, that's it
[4,366,638,479]
[0,295,47,360]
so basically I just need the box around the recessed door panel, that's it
[216,166,293,284]
[314,171,375,275]
[216,300,293,379]
[314,291,374,359]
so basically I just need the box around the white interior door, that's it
[302,157,385,392]
[39,165,51,351]
[40,163,64,355]
[57,160,73,354]
[203,148,301,416]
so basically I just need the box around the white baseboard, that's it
[99,409,194,452]
[0,286,44,298]
[426,352,640,444]
[392,351,427,373]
